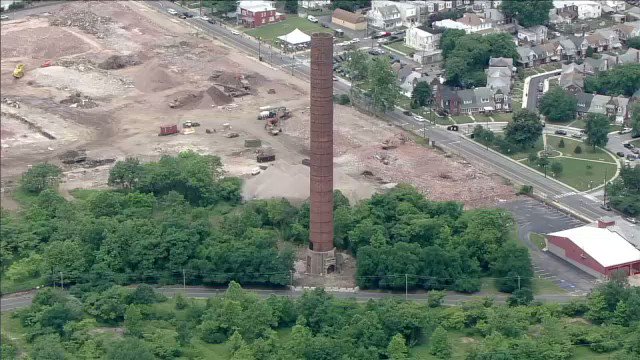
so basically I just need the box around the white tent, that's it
[277,28,311,45]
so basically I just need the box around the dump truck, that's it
[257,154,276,163]
[182,121,201,128]
[12,64,25,79]
[159,124,179,136]
[257,106,291,120]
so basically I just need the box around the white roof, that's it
[549,226,640,267]
[433,19,469,30]
[239,1,275,12]
[277,28,311,45]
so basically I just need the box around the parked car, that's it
[616,151,625,157]
[632,148,640,155]
[321,23,329,28]
[619,128,632,134]
[167,9,178,15]
[554,130,567,135]
[627,154,637,161]
[307,15,318,23]
[183,12,194,18]
[623,143,635,149]
[571,133,582,139]
[447,125,459,131]
[230,30,240,35]
[627,217,638,224]
[403,110,412,116]
[413,115,426,122]
[600,203,612,211]
[207,18,215,24]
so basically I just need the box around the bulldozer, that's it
[12,64,25,79]
[264,118,283,135]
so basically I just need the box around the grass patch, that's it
[529,232,546,250]
[384,41,415,55]
[2,312,29,354]
[10,188,40,207]
[69,188,101,200]
[507,137,545,161]
[490,112,514,122]
[532,278,567,295]
[245,16,332,43]
[450,115,474,124]
[435,116,454,125]
[630,139,640,147]
[546,135,616,162]
[1,276,47,295]
[540,157,617,191]
[563,118,623,133]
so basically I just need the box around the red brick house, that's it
[546,218,640,279]
[239,2,284,28]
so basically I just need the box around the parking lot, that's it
[500,198,600,295]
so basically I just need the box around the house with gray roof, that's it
[516,46,537,67]
[588,95,611,116]
[618,48,640,65]
[559,62,587,93]
[584,57,611,73]
[575,92,594,117]
[558,38,578,60]
[517,25,548,45]
[369,4,402,30]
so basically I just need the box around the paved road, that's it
[1,286,581,313]
[525,72,560,110]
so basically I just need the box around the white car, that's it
[413,115,426,122]
[201,16,211,22]
[351,38,360,43]
[307,15,318,23]
[230,30,240,35]
[167,9,177,15]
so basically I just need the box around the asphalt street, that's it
[1,286,581,313]
[525,72,561,110]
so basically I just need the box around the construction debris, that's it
[225,132,239,138]
[60,92,98,109]
[58,149,114,168]
[98,54,140,70]
[49,10,114,38]
[267,88,276,94]
[2,98,20,108]
[244,139,262,147]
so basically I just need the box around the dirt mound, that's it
[98,54,140,70]
[49,10,113,38]
[206,85,232,105]
[31,66,131,98]
[59,148,114,168]
[132,60,178,93]
[167,91,204,109]
[60,92,99,109]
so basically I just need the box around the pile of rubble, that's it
[59,149,115,168]
[98,54,141,70]
[60,92,99,109]
[49,10,113,38]
[2,98,21,109]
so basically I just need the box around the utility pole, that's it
[182,269,186,290]
[199,0,202,16]
[258,37,262,61]
[517,275,521,290]
[405,274,408,300]
[290,270,294,287]
[603,168,608,207]
[291,54,295,75]
[60,272,64,289]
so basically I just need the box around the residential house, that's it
[614,21,640,43]
[414,74,445,96]
[588,94,610,116]
[486,67,512,94]
[375,0,421,27]
[405,26,443,64]
[584,57,611,73]
[516,46,537,67]
[435,86,509,115]
[298,0,330,9]
[627,7,640,20]
[570,35,589,57]
[332,9,367,31]
[238,1,283,28]
[559,62,587,94]
[482,8,505,25]
[552,1,602,19]
[435,86,461,115]
[585,33,608,52]
[604,0,626,13]
[558,37,578,60]
[532,42,557,64]
[594,28,622,50]
[575,92,594,117]
[618,48,640,65]
[517,25,548,45]
[433,13,493,34]
[550,5,579,24]
[369,4,402,30]
[607,96,630,124]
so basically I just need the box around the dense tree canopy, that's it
[441,31,518,88]
[539,86,577,122]
[628,36,640,50]
[504,109,543,150]
[332,0,370,11]
[584,113,610,150]
[500,0,554,27]
[584,63,640,97]
[608,165,640,216]
[411,81,432,108]
[20,163,62,194]
[367,57,403,113]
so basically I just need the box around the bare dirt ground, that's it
[1,1,514,285]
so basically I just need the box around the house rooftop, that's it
[548,226,640,268]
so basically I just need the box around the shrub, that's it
[574,145,582,154]
[558,139,565,148]
[518,185,533,195]
[338,94,351,105]
[8,2,26,10]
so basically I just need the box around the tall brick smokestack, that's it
[307,32,336,275]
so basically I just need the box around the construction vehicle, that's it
[257,106,291,121]
[264,118,283,135]
[182,121,201,128]
[12,64,25,79]
[256,147,275,163]
[159,124,179,136]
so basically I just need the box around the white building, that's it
[369,4,402,30]
[552,1,602,20]
[298,0,330,9]
[433,13,493,34]
[405,26,441,52]
[604,0,626,12]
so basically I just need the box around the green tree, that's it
[574,145,582,154]
[106,338,155,360]
[440,29,466,58]
[144,328,180,359]
[551,162,563,177]
[504,109,543,150]
[501,0,554,27]
[558,138,565,148]
[108,157,143,189]
[20,163,62,194]
[507,287,534,306]
[430,326,452,359]
[205,0,237,13]
[537,154,550,175]
[586,46,595,58]
[628,36,640,49]
[527,152,538,164]
[492,242,533,293]
[284,0,298,14]
[344,49,369,84]
[367,57,402,113]
[584,63,640,97]
[387,333,409,360]
[42,240,89,284]
[30,334,66,360]
[331,0,370,11]
[539,86,577,122]
[630,103,640,138]
[84,286,130,323]
[411,81,432,108]
[584,113,610,150]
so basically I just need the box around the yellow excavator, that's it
[12,64,25,79]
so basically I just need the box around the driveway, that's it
[500,198,600,295]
